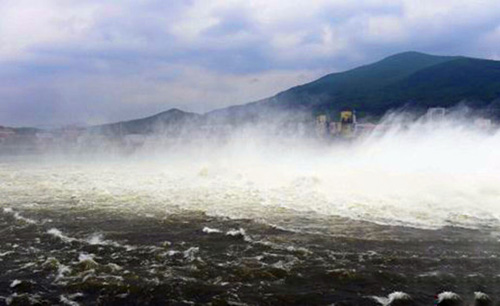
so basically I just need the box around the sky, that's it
[1,0,500,127]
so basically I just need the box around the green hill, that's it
[86,51,500,135]
[89,108,200,136]
[209,51,500,120]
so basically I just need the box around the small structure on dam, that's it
[315,109,357,139]
[316,106,497,140]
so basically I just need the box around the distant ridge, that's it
[209,51,500,120]
[89,108,200,135]
[79,51,500,133]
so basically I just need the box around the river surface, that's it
[1,121,500,305]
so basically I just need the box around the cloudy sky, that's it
[1,0,500,126]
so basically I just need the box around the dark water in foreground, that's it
[1,208,500,305]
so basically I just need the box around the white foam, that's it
[47,228,76,243]
[202,227,222,234]
[437,291,461,302]
[78,253,95,262]
[9,280,21,288]
[3,208,36,224]
[166,250,180,256]
[60,295,80,306]
[183,247,199,261]
[86,233,123,247]
[1,114,499,231]
[372,291,412,305]
[107,263,122,271]
[4,293,41,305]
[86,234,106,245]
[0,251,14,257]
[55,264,72,281]
[226,228,246,237]
[474,291,490,301]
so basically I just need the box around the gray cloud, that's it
[1,0,500,126]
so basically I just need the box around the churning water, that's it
[1,114,500,305]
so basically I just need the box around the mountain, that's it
[209,51,500,120]
[86,51,500,135]
[89,108,200,136]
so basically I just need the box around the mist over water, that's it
[2,111,499,230]
[2,111,500,304]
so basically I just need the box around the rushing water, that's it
[1,116,500,305]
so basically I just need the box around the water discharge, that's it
[2,113,499,230]
[1,112,500,304]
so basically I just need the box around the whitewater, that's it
[1,113,500,305]
[1,115,499,231]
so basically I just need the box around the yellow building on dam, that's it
[316,109,357,139]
